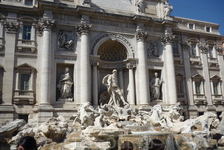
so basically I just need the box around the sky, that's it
[169,0,224,36]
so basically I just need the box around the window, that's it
[189,24,194,29]
[213,82,219,95]
[14,64,36,104]
[206,27,210,32]
[172,42,179,55]
[25,0,33,6]
[191,43,197,56]
[20,74,30,91]
[176,73,185,99]
[176,80,183,94]
[210,75,222,96]
[195,81,201,94]
[23,25,31,40]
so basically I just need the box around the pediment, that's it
[15,63,35,70]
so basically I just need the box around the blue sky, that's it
[169,0,224,35]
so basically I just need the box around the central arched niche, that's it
[97,40,127,61]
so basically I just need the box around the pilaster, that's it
[0,15,18,122]
[198,42,213,107]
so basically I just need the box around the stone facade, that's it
[0,0,223,124]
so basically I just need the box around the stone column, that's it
[127,63,136,105]
[161,28,177,105]
[118,68,124,92]
[75,23,92,104]
[15,70,19,90]
[39,19,55,105]
[91,60,98,106]
[136,27,149,105]
[29,69,34,91]
[198,43,213,106]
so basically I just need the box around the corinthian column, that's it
[39,19,55,105]
[136,27,150,105]
[161,28,177,105]
[75,23,92,104]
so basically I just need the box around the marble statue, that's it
[72,102,99,126]
[102,69,128,107]
[135,0,144,14]
[163,0,173,19]
[150,72,162,100]
[57,67,73,99]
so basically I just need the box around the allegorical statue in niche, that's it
[57,67,73,99]
[58,31,74,50]
[102,69,128,107]
[135,0,145,14]
[150,72,163,100]
[163,0,173,19]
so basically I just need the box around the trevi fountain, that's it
[1,69,224,150]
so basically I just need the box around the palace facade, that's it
[0,0,223,124]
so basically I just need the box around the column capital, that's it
[4,21,19,34]
[126,63,136,69]
[161,30,175,45]
[75,23,92,36]
[182,41,191,51]
[198,43,208,54]
[215,45,223,55]
[36,19,55,35]
[135,30,147,42]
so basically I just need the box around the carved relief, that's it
[147,41,160,57]
[4,21,19,33]
[75,23,92,36]
[58,30,74,50]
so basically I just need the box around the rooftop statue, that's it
[163,0,173,20]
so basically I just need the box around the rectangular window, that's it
[23,25,31,40]
[25,0,33,6]
[176,80,183,94]
[172,42,179,55]
[191,44,196,56]
[189,24,194,29]
[20,74,30,91]
[206,27,210,32]
[195,81,201,94]
[213,82,219,95]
